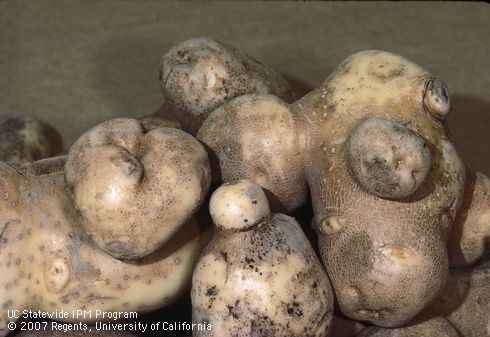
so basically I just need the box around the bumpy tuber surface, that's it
[192,180,334,337]
[0,116,62,163]
[293,50,466,327]
[160,37,297,134]
[0,118,212,337]
[197,94,308,212]
[65,118,211,259]
[355,316,458,337]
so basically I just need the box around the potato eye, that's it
[423,78,451,120]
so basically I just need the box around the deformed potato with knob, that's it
[0,118,212,337]
[192,180,334,337]
[160,37,297,134]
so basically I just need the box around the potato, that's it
[65,118,211,259]
[293,50,465,327]
[197,93,307,212]
[0,118,212,337]
[192,180,333,337]
[0,116,62,163]
[355,316,458,337]
[330,314,366,337]
[448,170,490,267]
[160,37,297,134]
[425,255,489,337]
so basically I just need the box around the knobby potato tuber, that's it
[0,118,212,337]
[197,48,489,328]
[1,38,489,337]
[160,37,297,134]
[192,180,333,337]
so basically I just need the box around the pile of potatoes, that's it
[0,37,488,337]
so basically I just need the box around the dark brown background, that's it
[0,2,488,174]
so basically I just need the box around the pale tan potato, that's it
[197,93,307,212]
[160,37,297,134]
[65,118,211,259]
[192,181,334,337]
[425,256,489,337]
[448,170,490,267]
[293,50,466,327]
[355,317,458,337]
[0,118,213,337]
[0,116,62,163]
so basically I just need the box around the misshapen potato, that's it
[0,118,212,337]
[65,118,211,259]
[293,50,466,327]
[197,94,307,212]
[160,37,296,134]
[192,181,333,337]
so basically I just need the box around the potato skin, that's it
[0,120,212,337]
[0,116,61,163]
[356,316,458,337]
[197,94,307,212]
[192,181,333,337]
[294,50,465,327]
[65,118,211,259]
[448,170,490,267]
[425,255,490,337]
[160,37,296,134]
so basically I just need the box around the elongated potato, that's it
[160,37,297,134]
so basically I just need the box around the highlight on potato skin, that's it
[192,180,334,337]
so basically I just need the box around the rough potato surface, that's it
[198,94,307,212]
[192,181,333,337]
[160,37,296,134]
[294,50,465,327]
